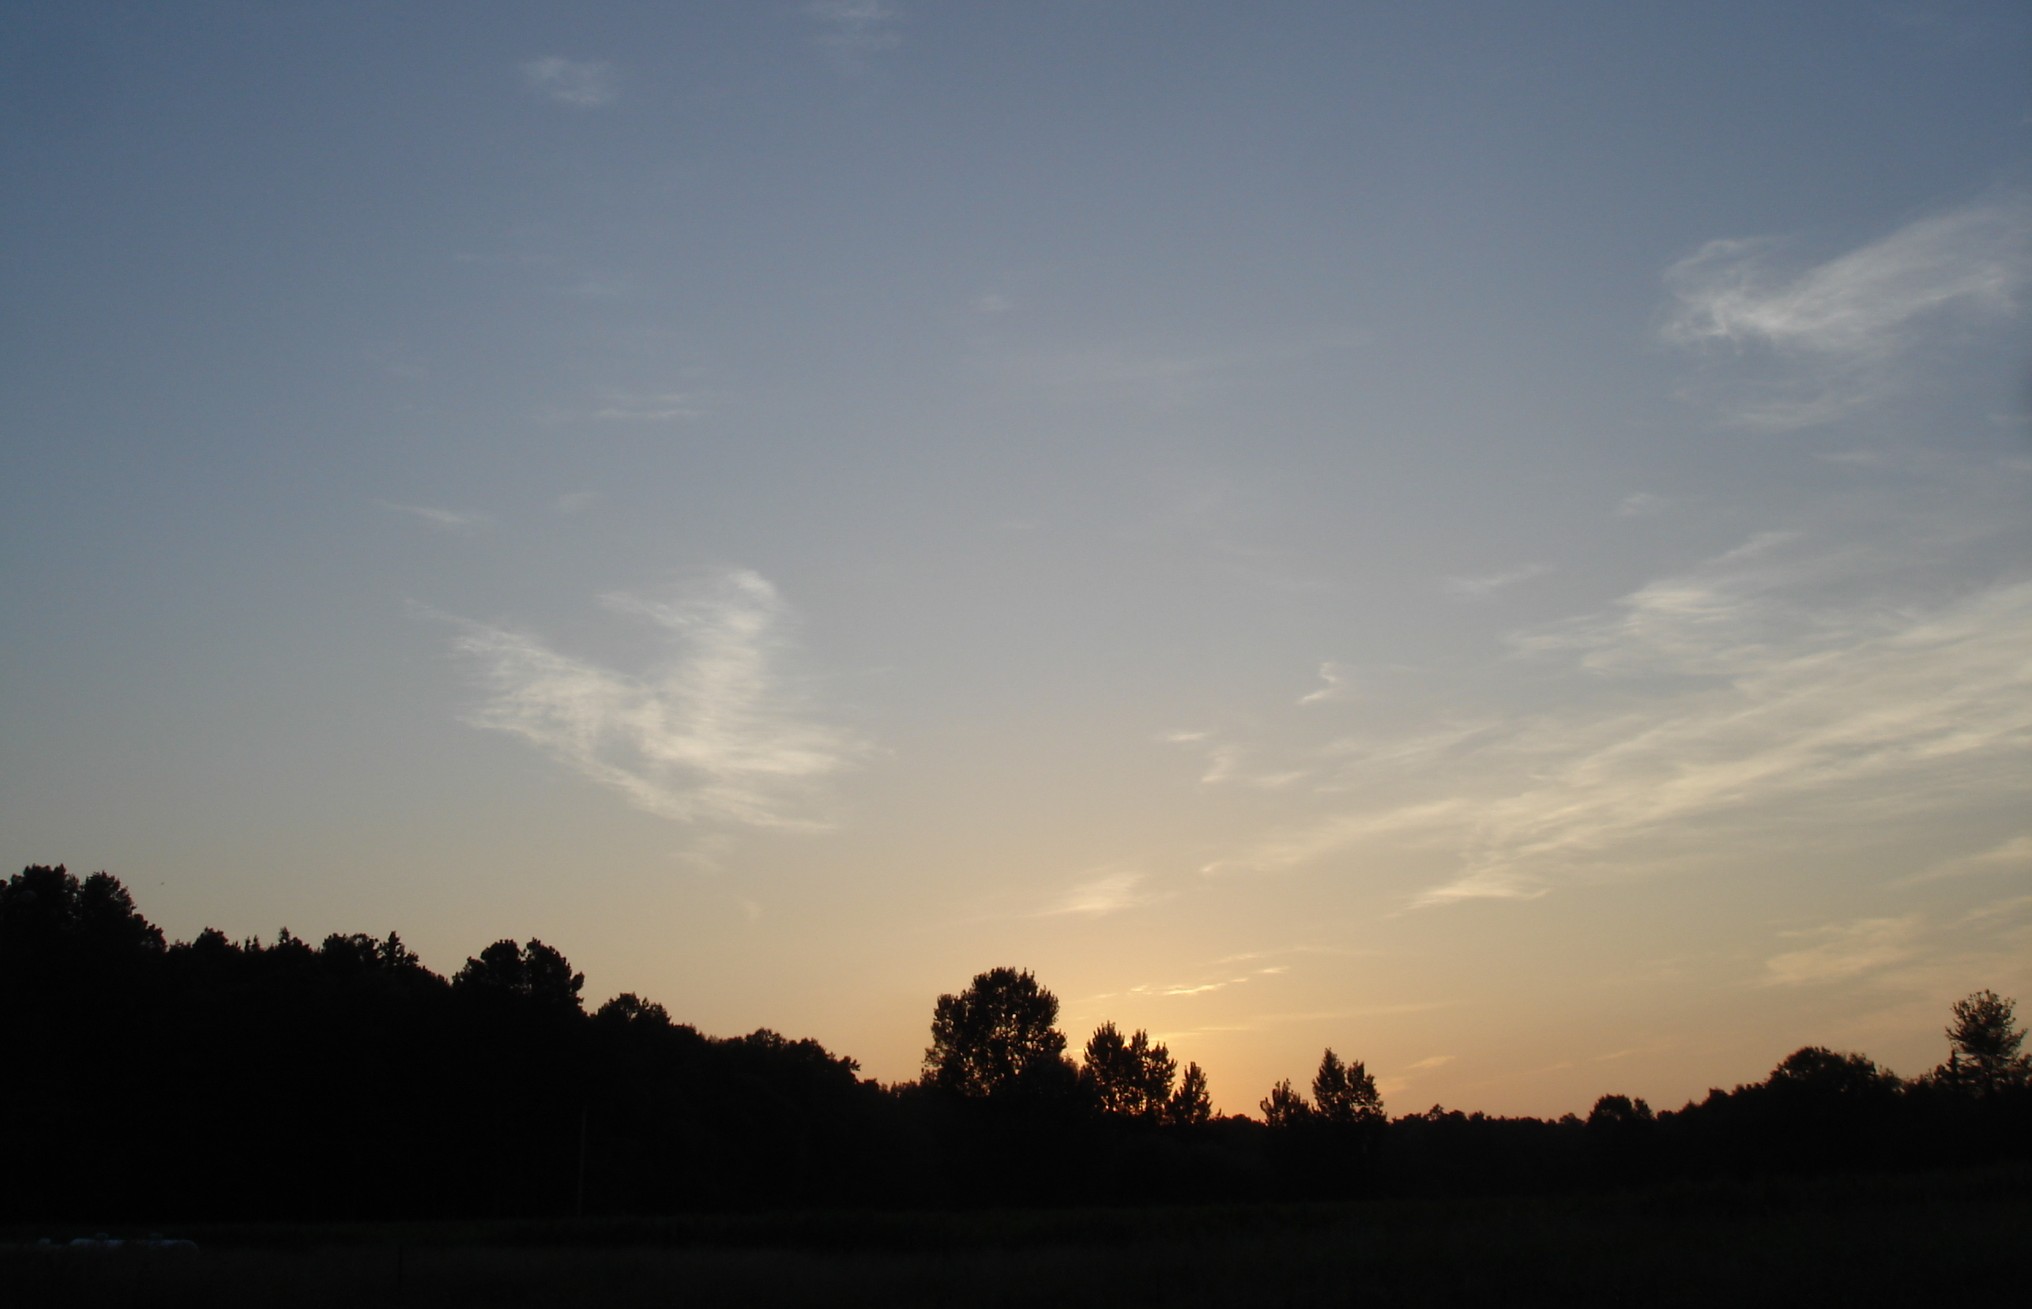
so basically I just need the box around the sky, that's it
[3,1,2029,1119]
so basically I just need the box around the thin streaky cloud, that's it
[591,392,703,422]
[1661,196,2031,428]
[1298,661,1357,706]
[444,569,865,830]
[1615,492,1667,518]
[521,57,619,109]
[805,1,904,76]
[537,390,707,424]
[1896,833,2032,887]
[1444,562,1553,597]
[1196,743,1310,791]
[1129,975,1253,998]
[1200,800,1474,879]
[1200,515,2032,910]
[1042,869,1156,919]
[1763,915,1920,987]
[378,501,489,532]
[1416,562,2032,906]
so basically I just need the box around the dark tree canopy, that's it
[1587,1093,1655,1128]
[1765,1047,1899,1101]
[596,992,674,1030]
[923,966,1067,1098]
[0,864,165,958]
[454,938,586,1009]
[1941,990,2029,1096]
[1312,1048,1384,1125]
[1082,1021,1177,1121]
[1260,1078,1311,1128]
[8,864,2029,1221]
[1168,1061,1213,1127]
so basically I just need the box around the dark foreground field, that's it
[5,1166,2024,1308]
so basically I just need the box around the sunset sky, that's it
[4,2,2029,1118]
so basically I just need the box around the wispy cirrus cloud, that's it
[1113,952,1325,1004]
[805,1,903,76]
[1164,735,1311,791]
[442,570,865,830]
[1419,542,2032,905]
[1298,661,1357,706]
[1197,502,2032,908]
[1444,562,1553,598]
[522,57,619,109]
[537,389,706,424]
[1661,196,2031,428]
[379,501,490,532]
[1042,869,1157,919]
[589,391,703,422]
[1898,833,2032,887]
[1764,915,1921,986]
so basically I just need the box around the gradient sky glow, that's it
[4,2,2029,1118]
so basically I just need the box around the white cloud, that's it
[1199,515,2032,909]
[1196,742,1309,791]
[805,1,903,75]
[1764,916,1920,986]
[1898,833,2032,887]
[522,57,619,109]
[1615,492,1667,518]
[444,570,865,830]
[538,390,705,424]
[378,501,489,532]
[1043,869,1155,919]
[1298,661,1357,706]
[589,391,702,422]
[1414,546,2032,904]
[1443,562,1553,597]
[1661,196,2031,428]
[1201,800,1473,879]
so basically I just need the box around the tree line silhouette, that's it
[3,866,2026,1223]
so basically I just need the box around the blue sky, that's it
[4,2,2029,1115]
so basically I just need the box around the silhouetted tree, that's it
[1082,1021,1176,1121]
[1587,1093,1654,1128]
[454,938,585,1010]
[595,991,674,1030]
[1260,1078,1312,1127]
[1312,1048,1384,1125]
[1766,1046,1899,1102]
[318,930,423,976]
[0,864,165,961]
[1939,990,2029,1096]
[923,967,1068,1098]
[1168,1061,1213,1127]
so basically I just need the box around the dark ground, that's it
[4,1164,2024,1307]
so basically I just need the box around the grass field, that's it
[5,1165,2024,1307]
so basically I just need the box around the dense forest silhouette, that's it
[3,865,2026,1223]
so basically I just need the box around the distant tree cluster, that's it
[3,865,2027,1222]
